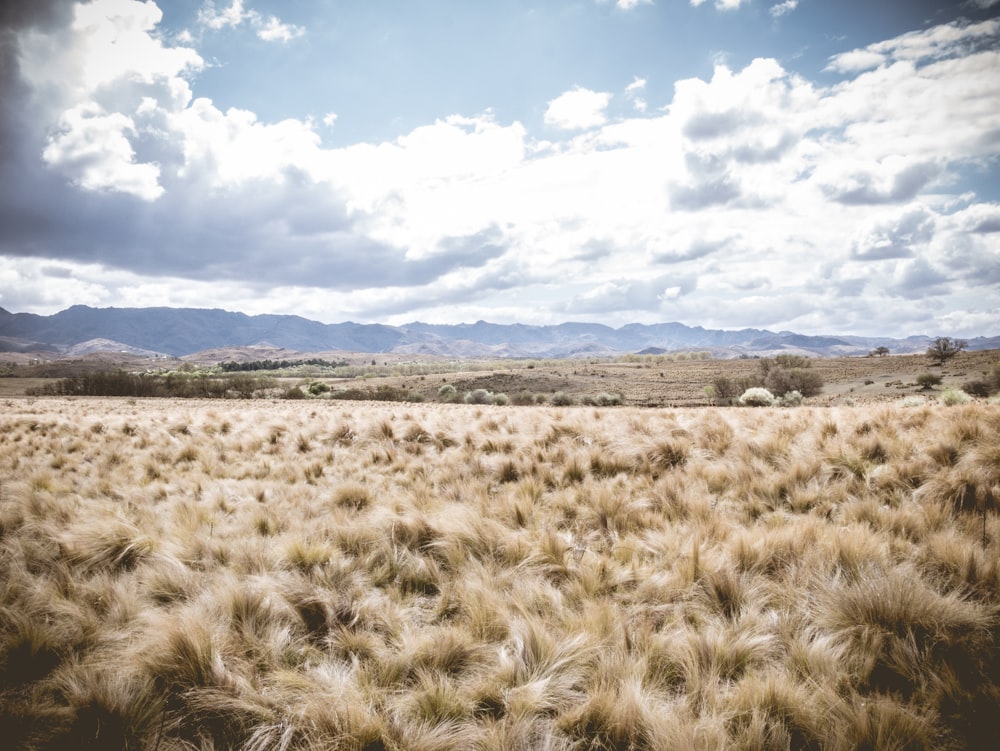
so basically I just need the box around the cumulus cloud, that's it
[567,274,697,314]
[850,205,936,260]
[2,1,999,335]
[889,258,951,299]
[615,0,653,9]
[951,202,1000,233]
[544,87,611,130]
[815,157,941,205]
[42,104,164,200]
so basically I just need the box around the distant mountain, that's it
[0,305,996,359]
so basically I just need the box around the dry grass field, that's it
[3,348,997,407]
[2,396,1000,750]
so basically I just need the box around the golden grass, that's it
[1,397,999,750]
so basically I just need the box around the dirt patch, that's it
[450,372,575,395]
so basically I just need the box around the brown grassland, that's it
[2,394,1000,750]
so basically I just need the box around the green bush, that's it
[308,381,330,396]
[916,372,942,390]
[550,392,574,407]
[940,388,971,406]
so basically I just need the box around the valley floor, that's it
[2,398,999,750]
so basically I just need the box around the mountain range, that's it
[0,305,996,360]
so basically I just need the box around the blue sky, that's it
[1,0,999,338]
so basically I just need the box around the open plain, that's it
[2,392,999,750]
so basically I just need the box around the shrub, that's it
[283,386,307,399]
[437,384,457,400]
[764,366,824,397]
[780,390,804,407]
[492,393,510,406]
[962,380,992,398]
[739,387,776,407]
[465,389,492,405]
[581,392,621,407]
[916,373,942,390]
[771,353,813,370]
[308,381,330,396]
[988,363,1000,394]
[940,388,971,406]
[551,391,574,406]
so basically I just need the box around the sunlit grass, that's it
[1,397,999,749]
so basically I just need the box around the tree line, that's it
[218,358,348,372]
[26,371,275,399]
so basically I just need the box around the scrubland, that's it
[1,397,999,750]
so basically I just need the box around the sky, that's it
[1,0,999,338]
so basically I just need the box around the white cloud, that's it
[691,0,750,9]
[544,87,611,130]
[850,204,936,260]
[169,99,325,187]
[615,0,653,9]
[827,18,1000,72]
[770,1,798,18]
[20,0,202,105]
[256,16,304,42]
[6,3,1000,335]
[198,0,304,42]
[625,77,648,112]
[19,0,202,200]
[198,0,247,30]
[42,104,164,200]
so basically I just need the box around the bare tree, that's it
[926,337,967,365]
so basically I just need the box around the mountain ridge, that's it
[0,305,996,359]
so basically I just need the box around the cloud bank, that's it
[0,0,998,338]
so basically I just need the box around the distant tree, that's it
[758,356,823,398]
[709,376,739,404]
[764,366,824,398]
[927,337,967,365]
[871,346,890,357]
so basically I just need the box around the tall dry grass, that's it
[1,397,998,750]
